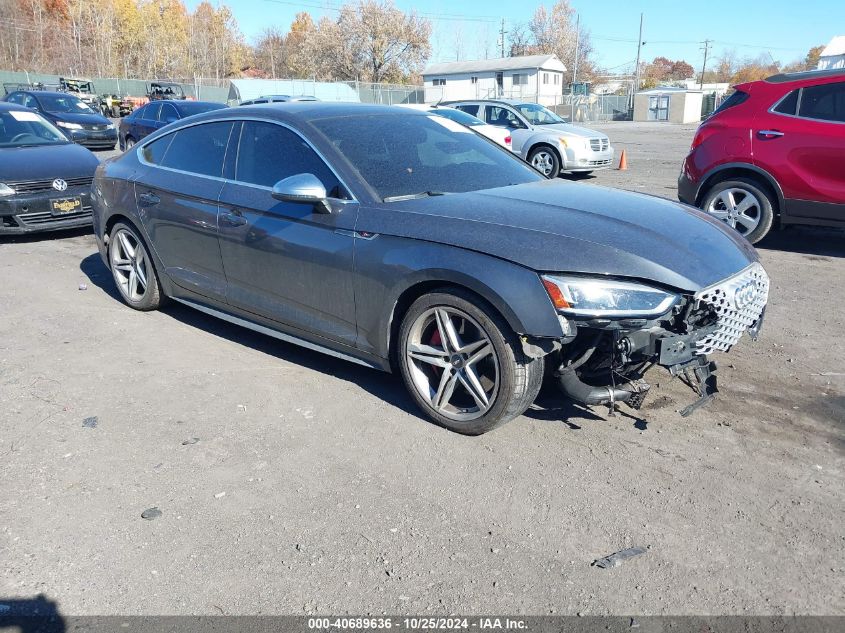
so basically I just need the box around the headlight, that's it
[106,123,115,130]
[0,183,15,197]
[541,275,679,317]
[56,121,82,130]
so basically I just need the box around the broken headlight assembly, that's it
[541,275,679,318]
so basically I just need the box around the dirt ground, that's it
[0,122,843,617]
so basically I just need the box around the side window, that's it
[23,95,38,109]
[487,106,521,127]
[159,122,234,177]
[798,82,845,123]
[7,93,21,104]
[145,103,161,121]
[773,90,799,115]
[140,133,174,164]
[235,121,342,196]
[455,104,479,116]
[159,103,178,123]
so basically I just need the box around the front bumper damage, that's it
[550,263,769,416]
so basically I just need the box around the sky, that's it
[185,0,841,74]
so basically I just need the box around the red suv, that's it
[679,69,845,243]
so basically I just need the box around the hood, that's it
[0,142,99,182]
[45,110,110,125]
[537,123,606,139]
[358,179,759,292]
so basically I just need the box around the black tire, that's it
[111,106,120,118]
[397,288,544,435]
[527,145,561,178]
[700,177,775,244]
[124,136,135,150]
[108,222,164,311]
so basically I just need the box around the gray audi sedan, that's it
[91,103,769,435]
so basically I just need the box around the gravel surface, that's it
[0,122,843,616]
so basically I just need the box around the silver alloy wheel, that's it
[531,150,555,176]
[110,228,148,303]
[406,306,500,422]
[706,187,762,236]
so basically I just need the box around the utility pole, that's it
[571,13,580,121]
[499,19,507,58]
[632,12,644,108]
[700,39,712,89]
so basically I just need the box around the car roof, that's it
[0,101,31,112]
[169,100,226,110]
[764,68,845,84]
[442,98,533,107]
[14,90,77,98]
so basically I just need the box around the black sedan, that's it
[0,103,99,234]
[4,90,117,150]
[118,100,227,150]
[91,103,769,434]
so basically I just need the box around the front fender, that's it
[353,234,565,360]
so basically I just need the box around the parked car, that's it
[443,99,613,176]
[4,90,117,150]
[0,102,99,234]
[147,82,187,101]
[679,68,845,244]
[239,95,319,105]
[119,100,228,150]
[399,104,512,150]
[92,103,768,435]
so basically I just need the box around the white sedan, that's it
[398,104,513,151]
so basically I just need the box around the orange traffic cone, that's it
[617,149,628,171]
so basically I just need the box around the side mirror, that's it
[271,173,331,213]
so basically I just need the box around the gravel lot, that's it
[1,122,843,617]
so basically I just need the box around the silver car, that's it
[444,99,614,176]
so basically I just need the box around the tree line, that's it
[0,0,824,89]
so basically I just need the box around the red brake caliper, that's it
[430,329,443,376]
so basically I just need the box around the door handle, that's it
[220,208,247,227]
[138,191,160,206]
[757,130,784,139]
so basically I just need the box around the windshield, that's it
[431,107,484,127]
[0,109,69,147]
[37,94,96,114]
[177,102,227,116]
[313,113,542,200]
[515,103,567,125]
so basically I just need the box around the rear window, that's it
[712,90,749,116]
[798,82,845,123]
[773,90,799,115]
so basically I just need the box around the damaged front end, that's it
[542,262,769,416]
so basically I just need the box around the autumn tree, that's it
[508,1,595,84]
[640,56,695,88]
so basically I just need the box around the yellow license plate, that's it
[50,197,82,215]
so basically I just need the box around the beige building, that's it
[633,87,703,124]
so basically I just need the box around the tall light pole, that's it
[700,39,713,89]
[632,12,644,106]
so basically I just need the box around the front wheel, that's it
[108,222,163,311]
[700,178,775,244]
[528,146,561,178]
[398,289,544,435]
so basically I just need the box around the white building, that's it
[818,36,845,70]
[422,54,567,106]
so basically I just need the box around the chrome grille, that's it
[83,123,109,131]
[694,262,769,355]
[589,138,609,152]
[9,177,93,193]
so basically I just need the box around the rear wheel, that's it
[108,222,163,311]
[701,178,775,244]
[398,289,544,435]
[528,146,561,177]
[124,136,135,150]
